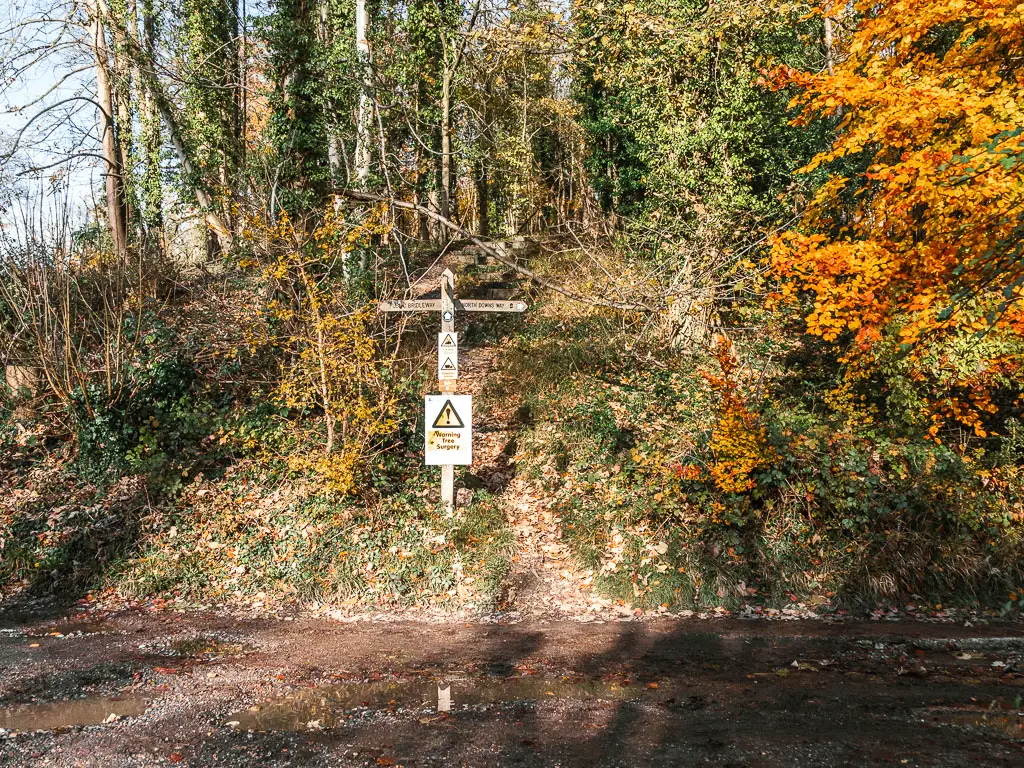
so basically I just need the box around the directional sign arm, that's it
[379,299,442,312]
[455,299,527,313]
[379,298,525,314]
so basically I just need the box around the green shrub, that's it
[514,335,1024,610]
[73,318,214,485]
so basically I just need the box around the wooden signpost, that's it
[379,268,527,511]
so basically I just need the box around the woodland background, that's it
[0,0,1022,614]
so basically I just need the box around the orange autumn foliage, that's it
[705,339,778,494]
[768,0,1024,434]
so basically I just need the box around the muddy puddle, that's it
[230,677,673,731]
[925,708,1024,740]
[50,622,110,636]
[0,696,149,732]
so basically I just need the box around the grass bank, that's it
[500,303,1024,614]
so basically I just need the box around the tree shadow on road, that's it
[162,620,1022,767]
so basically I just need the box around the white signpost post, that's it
[379,268,527,511]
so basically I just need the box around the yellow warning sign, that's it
[425,395,472,465]
[431,399,465,428]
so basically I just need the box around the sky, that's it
[1,0,118,240]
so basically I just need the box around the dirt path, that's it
[1,610,1022,767]
[496,476,615,619]
[403,257,606,620]
[460,346,599,619]
[464,352,608,620]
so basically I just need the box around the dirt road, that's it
[1,610,1022,767]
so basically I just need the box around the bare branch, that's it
[339,189,653,312]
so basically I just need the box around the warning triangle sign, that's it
[431,399,465,428]
[440,333,457,347]
[441,357,457,371]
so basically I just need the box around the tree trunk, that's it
[354,0,371,188]
[413,88,430,240]
[238,0,247,186]
[89,6,128,256]
[823,8,835,74]
[415,188,430,240]
[141,0,162,234]
[114,0,138,238]
[666,257,716,351]
[232,0,243,194]
[328,135,344,185]
[439,67,452,222]
[476,160,488,238]
[475,93,490,238]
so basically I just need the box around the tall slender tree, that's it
[87,0,129,255]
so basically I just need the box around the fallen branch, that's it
[338,189,653,312]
